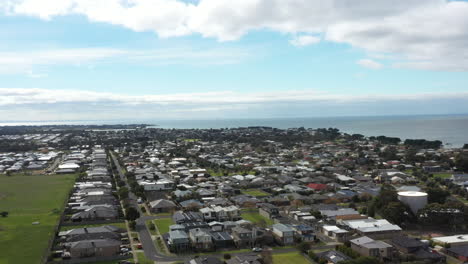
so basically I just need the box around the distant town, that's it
[1,125,468,264]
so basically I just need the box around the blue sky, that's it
[1,0,468,121]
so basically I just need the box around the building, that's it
[397,191,428,214]
[433,234,468,246]
[341,218,402,239]
[321,225,349,242]
[258,203,279,219]
[149,199,177,213]
[65,239,121,258]
[168,230,190,253]
[350,236,394,259]
[272,223,294,245]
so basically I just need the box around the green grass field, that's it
[154,218,173,234]
[136,252,153,264]
[241,189,270,197]
[433,173,453,179]
[0,174,76,264]
[241,211,274,226]
[272,252,310,264]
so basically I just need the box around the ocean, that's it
[1,115,468,147]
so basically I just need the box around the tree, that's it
[297,241,311,253]
[260,250,273,264]
[0,211,8,217]
[128,220,136,230]
[118,187,129,199]
[126,207,140,221]
[223,253,231,260]
[427,187,450,204]
[455,153,468,172]
[381,201,412,225]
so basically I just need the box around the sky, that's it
[1,0,468,121]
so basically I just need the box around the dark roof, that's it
[391,236,426,248]
[447,245,468,257]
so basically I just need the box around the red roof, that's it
[307,183,328,190]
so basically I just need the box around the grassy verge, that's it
[136,252,153,264]
[0,174,76,264]
[154,218,173,234]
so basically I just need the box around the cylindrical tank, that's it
[398,191,428,214]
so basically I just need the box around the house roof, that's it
[150,199,176,209]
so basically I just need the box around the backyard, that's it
[241,189,270,197]
[0,174,76,264]
[241,211,274,226]
[272,251,311,264]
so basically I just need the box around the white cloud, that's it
[1,87,467,106]
[357,59,383,70]
[1,88,468,121]
[289,35,320,47]
[3,0,468,71]
[0,47,251,75]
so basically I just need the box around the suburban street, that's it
[110,152,332,263]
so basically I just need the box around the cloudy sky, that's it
[1,0,468,121]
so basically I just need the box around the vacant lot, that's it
[272,251,310,264]
[154,218,173,234]
[0,174,76,264]
[242,189,270,197]
[241,211,274,226]
[433,173,453,179]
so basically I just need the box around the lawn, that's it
[433,173,453,179]
[241,189,270,197]
[0,174,76,264]
[154,218,173,234]
[272,252,310,264]
[241,212,274,226]
[136,252,154,264]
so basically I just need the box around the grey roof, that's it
[272,223,293,233]
[150,199,177,209]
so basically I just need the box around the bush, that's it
[149,222,155,231]
[129,220,136,230]
[0,211,8,217]
[224,253,231,260]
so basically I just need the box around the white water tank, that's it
[398,191,428,214]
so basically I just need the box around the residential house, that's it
[258,203,279,219]
[272,223,294,245]
[316,250,352,264]
[321,225,350,242]
[292,225,315,242]
[226,254,262,264]
[350,236,394,260]
[149,199,177,213]
[168,230,190,253]
[71,206,118,221]
[65,239,121,258]
[446,245,468,262]
[232,226,254,248]
[189,228,213,251]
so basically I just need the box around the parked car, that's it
[252,247,263,252]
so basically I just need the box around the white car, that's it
[252,247,263,252]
